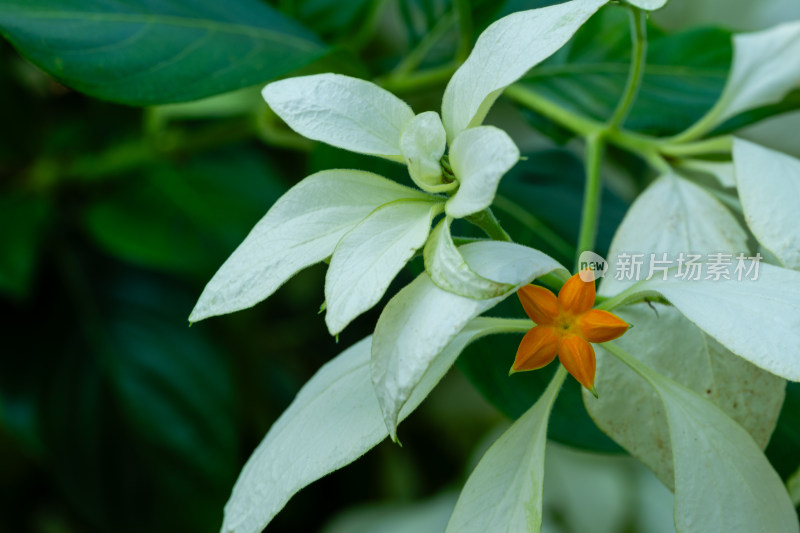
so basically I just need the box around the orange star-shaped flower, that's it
[511,271,629,395]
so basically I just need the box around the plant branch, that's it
[607,6,647,130]
[574,133,606,270]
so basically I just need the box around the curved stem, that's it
[575,133,605,270]
[504,84,604,137]
[608,6,647,130]
[466,208,512,242]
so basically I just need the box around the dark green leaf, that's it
[83,144,285,279]
[0,192,50,298]
[766,382,800,481]
[518,6,732,136]
[0,0,328,105]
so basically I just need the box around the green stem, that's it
[660,135,733,157]
[574,133,605,270]
[608,6,647,130]
[466,208,512,242]
[493,194,574,259]
[601,342,656,386]
[504,84,604,137]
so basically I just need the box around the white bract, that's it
[191,0,607,335]
[608,344,799,533]
[733,138,800,270]
[585,303,785,489]
[445,369,565,533]
[599,173,748,296]
[678,20,800,138]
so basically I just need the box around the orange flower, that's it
[511,271,630,396]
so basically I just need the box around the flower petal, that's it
[558,272,595,315]
[441,0,607,141]
[399,111,453,193]
[576,309,629,343]
[262,73,415,161]
[445,126,519,218]
[559,335,596,392]
[517,285,558,325]
[512,326,559,373]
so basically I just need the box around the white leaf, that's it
[321,492,458,533]
[441,0,607,140]
[700,21,800,130]
[585,303,785,489]
[733,138,800,269]
[445,369,565,533]
[399,111,453,193]
[679,160,736,188]
[626,0,668,9]
[423,218,514,299]
[445,126,520,218]
[190,170,429,322]
[642,262,800,381]
[262,74,415,161]
[637,362,799,533]
[222,319,501,533]
[372,241,566,438]
[324,199,444,335]
[599,173,748,296]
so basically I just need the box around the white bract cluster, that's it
[190,1,800,532]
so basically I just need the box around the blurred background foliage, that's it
[0,0,798,532]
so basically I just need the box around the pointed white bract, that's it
[647,369,798,533]
[445,369,564,533]
[446,126,520,218]
[441,0,607,141]
[400,111,451,193]
[372,241,567,438]
[733,138,800,270]
[262,73,414,161]
[423,218,513,299]
[324,199,444,335]
[693,21,800,132]
[585,303,785,489]
[641,263,800,382]
[222,318,514,533]
[599,173,748,296]
[190,170,430,322]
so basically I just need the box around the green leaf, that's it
[766,382,800,481]
[0,192,50,298]
[445,369,565,533]
[0,0,327,105]
[35,272,239,533]
[83,145,284,280]
[789,465,800,507]
[586,303,785,489]
[518,6,732,135]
